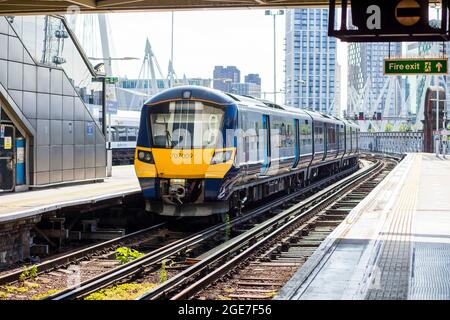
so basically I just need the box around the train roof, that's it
[143,86,358,129]
[145,85,236,105]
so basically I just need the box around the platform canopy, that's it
[0,0,329,15]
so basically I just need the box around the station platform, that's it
[276,153,450,300]
[0,166,140,224]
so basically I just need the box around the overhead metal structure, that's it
[0,0,329,14]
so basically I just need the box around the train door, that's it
[260,115,271,176]
[293,119,300,168]
[0,124,15,192]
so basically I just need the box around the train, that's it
[134,86,360,217]
[107,110,140,165]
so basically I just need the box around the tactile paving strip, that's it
[365,155,421,300]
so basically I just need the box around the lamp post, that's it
[265,9,284,104]
[90,56,138,177]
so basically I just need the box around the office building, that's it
[285,8,337,115]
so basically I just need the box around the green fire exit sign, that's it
[384,58,448,75]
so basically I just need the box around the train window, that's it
[271,116,295,160]
[339,125,345,151]
[118,127,127,141]
[238,111,263,164]
[127,127,137,142]
[352,128,357,151]
[346,126,352,151]
[300,120,312,155]
[327,124,336,145]
[314,123,324,153]
[149,101,224,149]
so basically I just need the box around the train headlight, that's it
[137,150,154,164]
[211,150,233,164]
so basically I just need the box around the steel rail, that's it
[137,159,383,300]
[46,163,361,300]
[0,221,167,285]
[169,160,388,300]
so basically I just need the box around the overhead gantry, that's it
[0,0,328,15]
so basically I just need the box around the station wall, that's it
[0,17,106,187]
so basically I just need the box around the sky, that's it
[73,9,348,111]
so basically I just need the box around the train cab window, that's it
[149,101,224,149]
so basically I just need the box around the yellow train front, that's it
[134,86,238,216]
[135,86,360,217]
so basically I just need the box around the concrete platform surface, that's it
[0,166,140,223]
[276,153,450,300]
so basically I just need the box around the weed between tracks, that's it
[19,265,38,282]
[84,283,157,300]
[115,247,144,264]
[31,289,61,300]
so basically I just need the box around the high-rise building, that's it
[213,66,240,92]
[212,67,261,98]
[335,63,341,117]
[230,82,261,98]
[245,73,261,86]
[347,42,402,118]
[285,8,337,115]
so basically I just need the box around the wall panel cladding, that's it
[37,67,50,93]
[36,93,50,119]
[0,18,8,34]
[0,19,107,187]
[0,59,7,86]
[0,34,7,59]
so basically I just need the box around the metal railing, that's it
[359,132,424,155]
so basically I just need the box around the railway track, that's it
[33,160,362,300]
[191,157,397,300]
[38,155,386,301]
[132,156,396,301]
[0,221,193,300]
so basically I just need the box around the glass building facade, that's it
[285,8,337,116]
[347,42,402,117]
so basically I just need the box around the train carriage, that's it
[134,86,359,217]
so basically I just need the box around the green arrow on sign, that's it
[384,58,448,75]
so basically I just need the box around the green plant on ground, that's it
[159,259,168,284]
[0,291,8,299]
[265,290,277,298]
[31,289,61,300]
[19,265,38,282]
[115,247,144,264]
[23,281,39,289]
[217,295,232,300]
[84,283,156,300]
[2,285,29,293]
